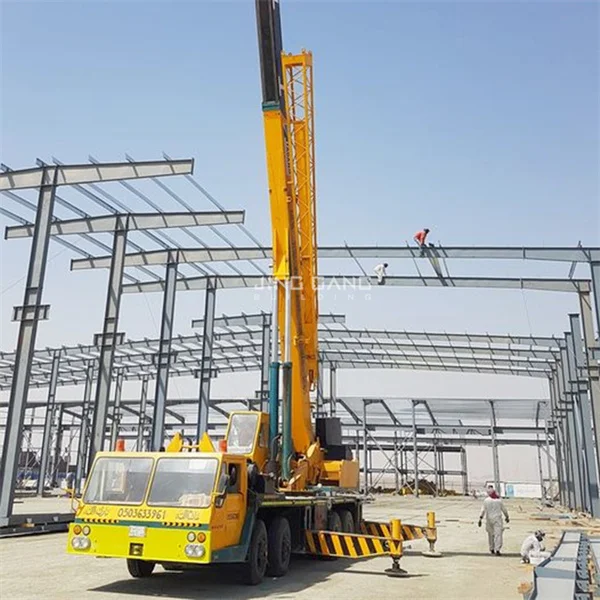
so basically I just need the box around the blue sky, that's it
[1,1,599,482]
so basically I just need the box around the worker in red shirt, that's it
[413,228,430,256]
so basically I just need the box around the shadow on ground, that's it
[89,556,355,600]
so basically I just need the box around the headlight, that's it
[82,526,91,536]
[186,532,196,543]
[71,536,91,551]
[184,544,205,559]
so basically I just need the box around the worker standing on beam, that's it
[373,263,388,285]
[478,485,509,555]
[413,228,431,256]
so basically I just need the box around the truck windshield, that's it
[83,457,153,505]
[147,457,218,508]
[227,413,259,454]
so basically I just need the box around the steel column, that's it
[0,167,58,523]
[51,404,64,485]
[561,343,584,510]
[363,400,368,493]
[569,314,600,515]
[578,291,600,480]
[137,375,149,451]
[537,436,545,498]
[412,400,419,497]
[329,365,337,417]
[461,448,469,495]
[109,369,124,450]
[393,431,400,494]
[550,376,567,506]
[88,224,128,469]
[151,260,178,451]
[196,278,216,441]
[489,400,500,493]
[260,314,271,413]
[564,333,589,511]
[37,351,61,496]
[590,262,600,333]
[75,362,94,495]
[544,420,553,499]
[316,359,324,417]
[556,361,575,508]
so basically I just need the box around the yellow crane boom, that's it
[255,0,321,487]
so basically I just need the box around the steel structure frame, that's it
[2,157,599,524]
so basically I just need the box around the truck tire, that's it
[242,518,268,585]
[266,516,292,577]
[337,509,355,533]
[317,510,343,561]
[328,510,342,532]
[126,559,155,578]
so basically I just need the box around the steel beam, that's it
[71,245,268,270]
[0,158,193,191]
[36,351,60,495]
[121,274,591,295]
[0,166,59,525]
[65,245,600,267]
[7,211,245,239]
[196,278,217,441]
[150,260,178,451]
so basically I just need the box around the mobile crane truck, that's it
[66,0,440,584]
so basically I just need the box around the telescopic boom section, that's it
[255,0,319,466]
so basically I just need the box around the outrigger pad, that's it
[422,550,443,558]
[385,566,409,578]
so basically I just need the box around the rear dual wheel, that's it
[244,516,293,584]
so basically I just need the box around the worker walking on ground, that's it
[520,530,550,565]
[413,228,430,256]
[478,485,509,555]
[373,263,388,285]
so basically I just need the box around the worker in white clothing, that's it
[478,486,509,555]
[520,530,550,564]
[373,263,388,285]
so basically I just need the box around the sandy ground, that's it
[0,495,580,600]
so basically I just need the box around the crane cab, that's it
[223,411,270,473]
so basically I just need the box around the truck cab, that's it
[68,411,270,575]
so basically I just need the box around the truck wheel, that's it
[328,510,342,532]
[243,518,268,585]
[267,516,292,577]
[338,509,355,533]
[317,510,342,561]
[126,559,155,578]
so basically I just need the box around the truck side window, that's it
[259,424,269,448]
[227,464,240,494]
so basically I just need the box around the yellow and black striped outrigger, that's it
[304,512,440,576]
[360,511,440,556]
